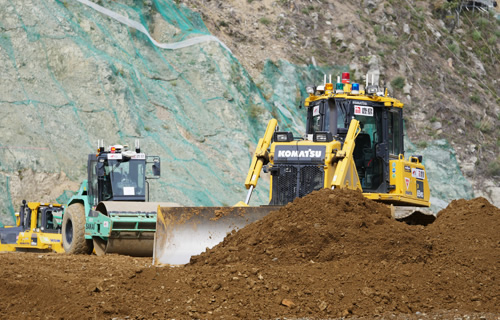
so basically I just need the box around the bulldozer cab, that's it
[19,202,63,233]
[37,206,63,233]
[306,97,403,194]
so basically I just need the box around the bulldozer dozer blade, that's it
[153,206,277,265]
[391,206,436,226]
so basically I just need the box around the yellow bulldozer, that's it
[153,72,434,265]
[0,200,65,253]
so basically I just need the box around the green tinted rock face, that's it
[0,176,15,226]
[0,0,473,222]
[0,0,291,215]
[405,138,473,212]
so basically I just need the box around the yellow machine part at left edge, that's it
[0,201,65,253]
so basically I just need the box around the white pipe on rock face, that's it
[75,0,232,54]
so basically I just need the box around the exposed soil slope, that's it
[1,189,499,319]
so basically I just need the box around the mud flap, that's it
[153,206,277,265]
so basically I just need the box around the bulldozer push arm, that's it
[243,118,278,205]
[330,119,363,190]
[245,117,363,194]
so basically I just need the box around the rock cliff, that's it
[0,0,498,224]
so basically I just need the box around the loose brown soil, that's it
[1,189,499,319]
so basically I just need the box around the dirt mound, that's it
[0,190,499,319]
[426,197,500,280]
[185,189,500,317]
[430,197,500,236]
[191,188,432,266]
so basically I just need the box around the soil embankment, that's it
[1,189,499,319]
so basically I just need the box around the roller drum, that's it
[94,201,178,257]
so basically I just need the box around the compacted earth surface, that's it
[1,189,499,319]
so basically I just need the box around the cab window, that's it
[40,208,61,233]
[89,159,98,206]
[308,102,326,134]
[388,109,402,156]
[352,104,384,192]
[311,114,321,133]
[336,104,346,130]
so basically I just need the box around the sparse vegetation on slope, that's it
[181,0,500,204]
